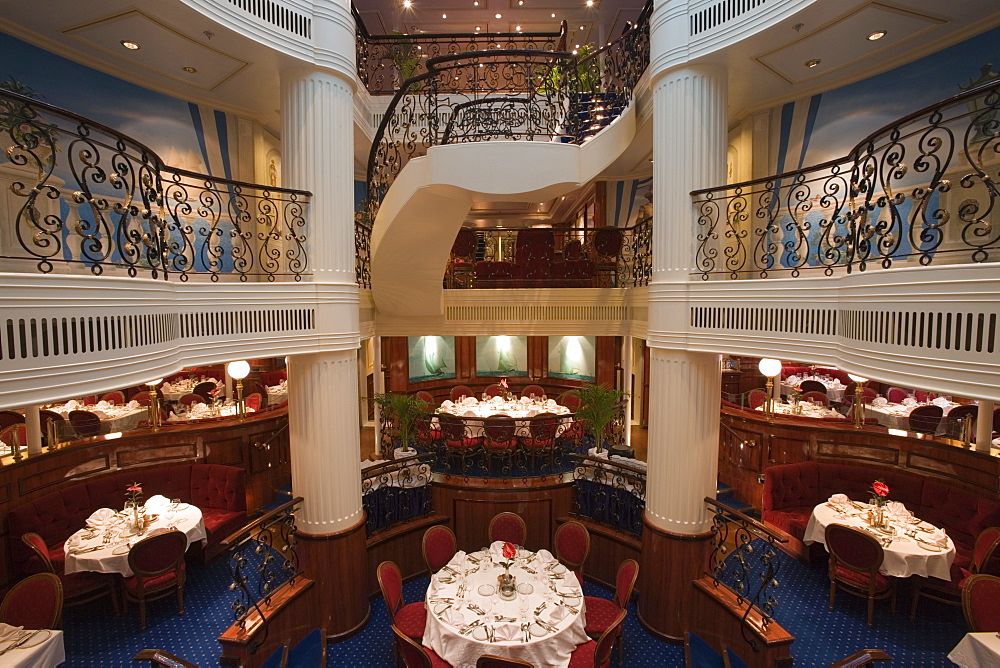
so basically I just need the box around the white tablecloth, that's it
[865,400,960,432]
[423,543,589,667]
[949,632,1000,667]
[780,377,847,403]
[267,382,288,405]
[0,628,65,668]
[432,399,573,437]
[64,502,207,577]
[167,401,250,422]
[804,502,955,580]
[46,401,146,433]
[755,402,843,420]
[159,378,219,402]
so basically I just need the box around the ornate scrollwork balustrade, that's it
[0,90,310,281]
[692,80,1000,280]
[704,497,787,652]
[570,454,646,539]
[361,452,434,536]
[225,497,302,637]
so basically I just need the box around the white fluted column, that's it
[24,405,42,455]
[976,400,995,453]
[622,336,633,451]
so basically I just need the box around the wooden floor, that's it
[359,424,648,462]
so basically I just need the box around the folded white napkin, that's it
[901,397,917,406]
[829,494,850,504]
[786,375,800,385]
[127,400,140,410]
[64,399,79,410]
[520,396,531,404]
[97,400,110,409]
[495,622,521,641]
[86,507,116,530]
[0,624,23,642]
[161,382,174,392]
[546,399,557,407]
[534,548,555,564]
[871,397,888,407]
[447,550,467,568]
[932,396,951,407]
[443,607,465,625]
[886,501,908,517]
[547,604,568,623]
[929,528,948,546]
[463,397,478,406]
[145,494,169,509]
[441,400,454,409]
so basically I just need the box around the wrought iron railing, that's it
[444,217,652,289]
[571,454,646,539]
[362,452,434,536]
[223,497,303,641]
[0,90,310,281]
[704,497,787,652]
[692,81,1000,280]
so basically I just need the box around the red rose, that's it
[873,481,889,497]
[502,541,517,559]
[127,485,142,493]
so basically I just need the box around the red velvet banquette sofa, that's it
[763,461,1000,573]
[7,463,247,578]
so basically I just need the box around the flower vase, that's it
[497,570,517,601]
[126,501,144,535]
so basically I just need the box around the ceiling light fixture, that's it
[442,13,447,18]
[518,0,524,5]
[475,25,481,31]
[551,13,556,17]
[579,25,585,29]
[473,0,478,4]
[516,25,521,31]
[586,0,594,6]
[121,40,140,50]
[495,12,502,18]
[805,58,821,68]
[867,30,887,41]
[182,66,197,73]
[403,0,411,7]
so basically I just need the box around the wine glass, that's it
[518,590,530,620]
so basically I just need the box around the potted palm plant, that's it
[575,382,625,454]
[374,392,430,455]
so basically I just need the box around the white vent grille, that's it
[446,304,632,322]
[224,0,311,38]
[690,306,837,336]
[2,314,178,360]
[179,308,315,338]
[840,310,997,353]
[689,0,768,36]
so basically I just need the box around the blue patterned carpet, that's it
[60,548,966,666]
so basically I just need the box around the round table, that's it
[803,501,955,580]
[423,542,590,667]
[433,398,574,437]
[64,500,207,577]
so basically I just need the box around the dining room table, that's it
[166,400,250,422]
[158,377,220,402]
[63,496,207,577]
[432,396,574,436]
[780,374,848,403]
[45,399,147,433]
[864,396,962,432]
[803,496,955,579]
[266,380,288,405]
[422,541,590,667]
[755,400,844,420]
[0,624,65,668]
[948,632,1000,667]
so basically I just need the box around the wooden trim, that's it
[642,517,714,542]
[295,513,367,541]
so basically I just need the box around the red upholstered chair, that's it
[568,608,627,668]
[907,405,943,435]
[521,385,545,399]
[0,573,63,630]
[38,410,64,448]
[800,391,830,406]
[68,410,101,437]
[483,383,505,398]
[80,395,98,405]
[557,391,581,412]
[477,655,533,667]
[22,532,117,615]
[886,387,909,403]
[910,526,1000,620]
[378,561,427,643]
[391,623,449,668]
[798,380,827,394]
[192,382,217,404]
[179,393,204,407]
[584,559,638,667]
[131,391,151,407]
[414,413,442,451]
[100,390,125,405]
[0,423,26,451]
[415,391,435,406]
[825,524,895,627]
[943,404,978,440]
[555,520,590,585]
[914,390,929,403]
[962,574,1000,633]
[123,530,187,631]
[422,525,458,575]
[450,385,474,402]
[593,227,623,287]
[483,416,517,474]
[747,389,767,410]
[489,512,527,547]
[0,410,25,431]
[245,393,262,412]
[860,388,878,404]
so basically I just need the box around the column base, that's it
[636,515,713,643]
[297,514,371,639]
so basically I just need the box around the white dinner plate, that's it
[529,623,547,637]
[551,563,567,574]
[472,626,489,641]
[112,544,130,555]
[433,604,450,616]
[478,584,495,596]
[516,583,533,595]
[915,539,945,552]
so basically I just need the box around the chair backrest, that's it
[972,526,1000,575]
[563,239,584,261]
[907,405,944,435]
[415,391,435,406]
[593,227,623,258]
[485,416,516,446]
[451,228,477,258]
[914,390,929,402]
[557,391,581,412]
[747,389,767,410]
[800,391,829,406]
[944,404,979,438]
[963,574,1000,632]
[128,530,186,583]
[422,525,458,574]
[68,410,101,436]
[799,380,827,394]
[489,512,527,546]
[192,382,217,402]
[861,388,878,403]
[476,655,534,667]
[0,410,25,431]
[391,624,432,668]
[0,424,26,449]
[484,383,504,398]
[100,390,125,405]
[614,558,640,609]
[0,573,63,630]
[245,393,263,412]
[594,608,628,666]
[450,385,474,402]
[21,533,55,574]
[179,393,204,407]
[825,524,884,575]
[439,415,467,442]
[521,384,545,399]
[131,391,151,407]
[529,413,559,440]
[376,561,404,617]
[554,521,590,570]
[886,387,909,403]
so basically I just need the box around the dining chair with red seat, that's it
[414,413,443,451]
[440,415,482,474]
[192,382,217,403]
[22,532,118,614]
[943,404,978,440]
[0,410,24,431]
[584,559,638,667]
[483,416,518,474]
[800,391,830,406]
[489,512,527,547]
[521,413,559,473]
[123,530,187,631]
[592,227,623,288]
[415,391,435,406]
[422,525,458,575]
[799,380,827,394]
[100,390,126,405]
[554,520,590,585]
[390,624,449,668]
[380,562,429,668]
[521,385,545,399]
[484,383,505,399]
[450,385,474,402]
[0,423,26,451]
[80,395,98,405]
[38,410,65,447]
[68,410,101,437]
[962,574,1000,633]
[825,524,896,627]
[910,526,1000,620]
[747,389,767,410]
[886,387,910,403]
[557,391,581,412]
[914,390,929,403]
[476,655,533,667]
[0,573,63,630]
[567,608,627,668]
[179,393,204,407]
[131,391,151,407]
[245,393,263,412]
[907,405,944,435]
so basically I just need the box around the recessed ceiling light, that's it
[805,58,821,68]
[518,0,524,5]
[495,12,502,18]
[121,40,140,50]
[579,25,585,30]
[551,12,556,18]
[475,25,481,31]
[473,0,478,4]
[182,66,197,73]
[403,0,411,7]
[867,30,887,41]
[442,13,447,18]
[586,0,594,6]
[516,25,521,31]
